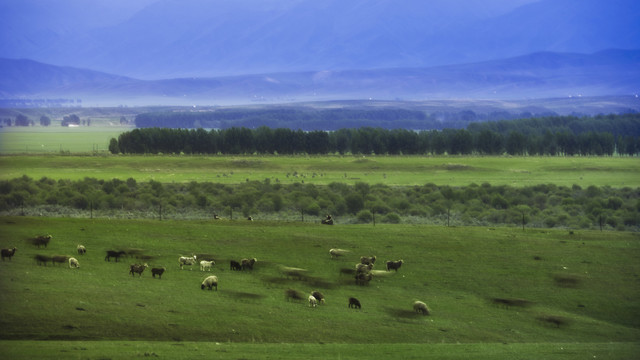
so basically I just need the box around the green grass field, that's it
[1,154,639,187]
[1,217,639,358]
[0,126,127,154]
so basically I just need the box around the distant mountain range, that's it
[1,0,639,79]
[1,49,639,107]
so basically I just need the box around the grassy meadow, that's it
[1,217,639,358]
[1,126,639,358]
[1,154,639,188]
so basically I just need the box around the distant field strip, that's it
[0,127,126,154]
[0,155,638,187]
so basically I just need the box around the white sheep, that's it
[200,260,215,271]
[329,248,349,258]
[413,300,430,315]
[201,275,218,290]
[68,257,80,268]
[308,295,318,307]
[179,255,197,270]
[76,244,86,255]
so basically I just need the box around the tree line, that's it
[111,113,640,155]
[1,176,638,231]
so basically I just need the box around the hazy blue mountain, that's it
[2,49,638,106]
[1,0,637,79]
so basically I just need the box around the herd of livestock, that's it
[2,234,431,316]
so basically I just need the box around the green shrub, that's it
[356,210,373,223]
[382,212,401,224]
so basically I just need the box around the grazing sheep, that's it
[34,254,51,266]
[285,288,305,302]
[321,214,334,225]
[76,245,86,255]
[241,258,257,271]
[178,255,197,270]
[68,257,80,268]
[360,255,376,265]
[309,295,318,307]
[355,263,373,273]
[1,247,16,261]
[151,267,166,279]
[201,275,218,290]
[105,250,126,262]
[51,255,68,265]
[129,263,148,277]
[413,301,430,315]
[200,260,215,271]
[329,248,349,258]
[355,272,372,286]
[230,260,242,271]
[247,216,253,221]
[31,235,52,248]
[311,291,325,304]
[386,260,404,272]
[348,297,361,309]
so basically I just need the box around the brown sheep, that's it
[129,263,148,277]
[241,258,257,271]
[31,235,52,248]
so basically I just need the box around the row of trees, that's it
[1,114,85,127]
[111,125,640,156]
[1,176,638,230]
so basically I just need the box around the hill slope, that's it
[2,49,639,106]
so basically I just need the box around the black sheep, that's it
[348,297,361,309]
[1,247,16,261]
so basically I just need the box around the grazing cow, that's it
[105,250,126,262]
[1,247,16,261]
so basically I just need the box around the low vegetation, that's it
[0,217,638,353]
[1,176,638,230]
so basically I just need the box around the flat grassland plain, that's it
[1,126,639,359]
[1,218,639,359]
